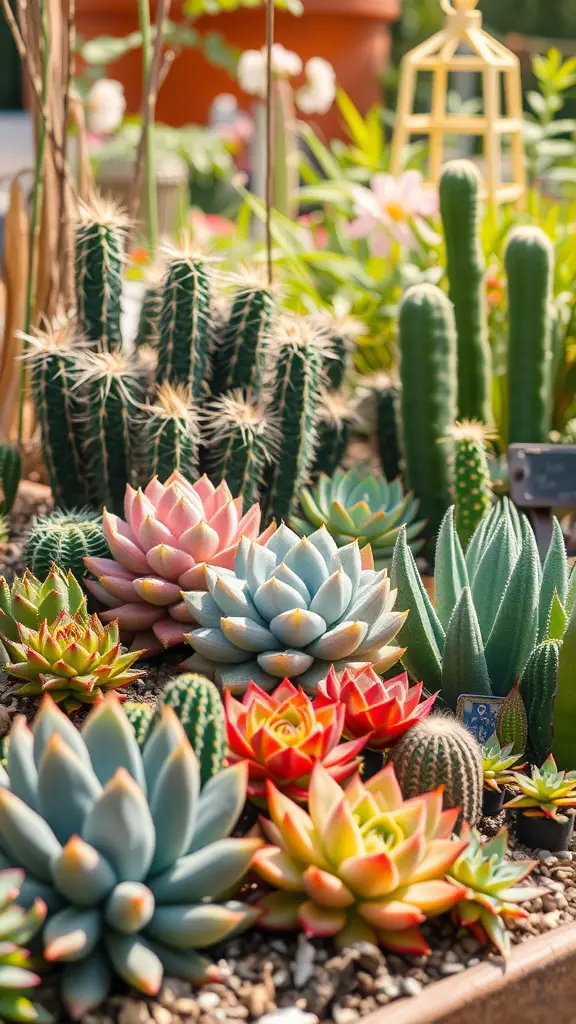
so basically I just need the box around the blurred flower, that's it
[188,209,236,245]
[348,171,439,256]
[297,57,336,115]
[86,79,126,136]
[238,44,303,97]
[298,212,329,249]
[486,266,505,310]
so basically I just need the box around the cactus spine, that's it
[398,284,457,541]
[506,226,554,443]
[520,640,559,765]
[211,275,274,395]
[157,673,226,786]
[263,319,323,524]
[375,378,402,483]
[24,508,110,580]
[124,702,155,747]
[496,680,528,756]
[390,714,483,825]
[439,161,492,423]
[449,420,493,549]
[74,197,125,352]
[312,392,354,479]
[205,391,278,508]
[135,281,162,350]
[0,443,21,514]
[156,248,211,397]
[138,382,200,482]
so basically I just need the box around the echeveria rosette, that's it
[182,524,408,694]
[0,565,88,653]
[84,470,275,655]
[291,468,426,570]
[0,868,53,1023]
[449,825,546,956]
[224,679,368,803]
[481,735,525,793]
[251,763,468,953]
[0,694,261,1019]
[504,754,576,820]
[318,665,437,751]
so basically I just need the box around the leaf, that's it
[441,588,492,710]
[552,604,576,770]
[150,837,261,904]
[539,518,569,640]
[471,516,519,641]
[188,763,248,851]
[547,590,568,641]
[0,790,61,882]
[336,89,370,151]
[390,528,444,690]
[82,770,154,883]
[62,952,112,1020]
[82,697,146,794]
[149,745,199,876]
[37,736,101,845]
[434,507,468,630]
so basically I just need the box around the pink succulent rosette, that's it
[318,665,437,751]
[84,470,274,654]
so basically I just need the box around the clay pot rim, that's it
[75,0,400,18]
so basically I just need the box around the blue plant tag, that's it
[456,694,506,745]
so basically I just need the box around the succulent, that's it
[292,468,425,571]
[318,665,437,752]
[496,681,527,756]
[136,382,200,483]
[504,754,576,820]
[156,246,212,398]
[252,763,467,953]
[449,825,545,956]
[481,735,524,793]
[84,470,274,655]
[123,702,155,747]
[389,715,483,825]
[447,420,492,549]
[0,868,52,1023]
[182,524,407,693]
[552,601,576,771]
[204,392,280,510]
[0,695,261,1018]
[210,271,274,396]
[0,566,88,652]
[0,443,22,516]
[74,197,125,352]
[157,674,226,787]
[24,509,110,582]
[225,678,366,803]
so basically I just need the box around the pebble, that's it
[259,1011,319,1024]
[197,994,221,1013]
[118,1004,151,1024]
[173,999,200,1016]
[151,1008,172,1024]
[557,850,573,860]
[538,850,555,861]
[332,1008,359,1024]
[440,962,466,976]
[375,980,401,999]
[292,936,316,988]
[399,978,422,997]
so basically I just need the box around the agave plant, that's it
[0,695,261,1019]
[0,566,87,661]
[84,470,275,654]
[225,678,367,803]
[291,468,426,569]
[2,613,144,712]
[252,763,468,953]
[449,825,546,956]
[182,524,408,693]
[318,665,437,751]
[504,754,576,820]
[482,735,524,793]
[0,869,52,1023]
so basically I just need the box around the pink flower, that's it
[348,171,439,256]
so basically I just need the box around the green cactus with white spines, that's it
[156,674,226,786]
[135,280,162,351]
[262,319,324,525]
[124,702,155,748]
[0,443,22,515]
[156,246,212,398]
[448,420,493,550]
[311,391,355,480]
[25,320,90,509]
[0,695,260,1018]
[74,197,126,352]
[312,309,361,392]
[24,509,110,581]
[520,641,560,765]
[0,868,53,1023]
[211,271,274,396]
[137,381,200,483]
[390,714,484,825]
[204,391,279,509]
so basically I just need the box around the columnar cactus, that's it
[496,680,528,756]
[204,392,279,509]
[0,443,22,515]
[137,382,200,483]
[506,226,554,443]
[390,715,484,825]
[210,272,274,395]
[311,392,355,479]
[398,284,456,541]
[312,309,360,391]
[24,509,110,581]
[74,197,125,352]
[520,640,560,765]
[439,161,492,423]
[135,278,163,350]
[449,420,493,549]
[375,377,402,484]
[156,246,211,398]
[157,673,226,786]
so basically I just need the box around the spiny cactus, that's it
[210,270,274,395]
[506,226,554,443]
[552,603,576,770]
[156,245,212,398]
[123,701,155,747]
[262,319,324,524]
[398,284,456,542]
[204,391,279,509]
[25,319,90,508]
[496,680,528,756]
[137,382,200,483]
[135,278,163,351]
[448,420,493,549]
[375,376,402,484]
[156,673,226,786]
[24,508,110,581]
[74,196,126,352]
[520,640,560,765]
[0,443,22,515]
[439,160,492,423]
[312,309,361,391]
[311,391,355,479]
[390,714,484,825]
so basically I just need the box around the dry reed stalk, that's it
[0,177,29,440]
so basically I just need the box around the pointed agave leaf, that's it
[82,769,154,883]
[553,604,576,771]
[32,697,91,769]
[465,501,501,580]
[538,517,569,641]
[149,745,200,875]
[7,718,38,810]
[0,789,61,881]
[147,902,248,950]
[188,763,248,852]
[434,507,468,629]
[104,933,163,996]
[566,564,576,619]
[82,696,146,794]
[148,941,220,983]
[547,590,568,641]
[441,588,492,710]
[390,528,444,689]
[43,906,101,963]
[62,951,112,1020]
[51,837,116,907]
[37,736,101,845]
[150,837,261,905]
[142,707,187,795]
[471,517,518,641]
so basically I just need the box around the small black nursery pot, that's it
[482,787,505,818]
[515,810,575,853]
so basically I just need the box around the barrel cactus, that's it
[24,509,110,581]
[156,674,226,786]
[123,702,155,748]
[0,695,261,1018]
[182,523,408,693]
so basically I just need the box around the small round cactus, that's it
[124,701,155,747]
[156,673,226,786]
[24,508,110,580]
[389,714,483,825]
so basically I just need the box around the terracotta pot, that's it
[75,0,400,139]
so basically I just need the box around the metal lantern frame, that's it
[390,0,527,207]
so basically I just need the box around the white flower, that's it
[348,170,439,255]
[86,78,126,136]
[237,44,303,98]
[296,57,336,115]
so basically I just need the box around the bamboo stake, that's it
[265,0,274,286]
[0,177,29,440]
[136,0,158,256]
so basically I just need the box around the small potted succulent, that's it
[481,735,525,818]
[504,754,576,852]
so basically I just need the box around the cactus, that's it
[74,196,125,352]
[496,680,528,756]
[211,272,274,395]
[137,382,200,483]
[312,309,360,391]
[24,508,110,580]
[390,714,483,825]
[204,391,278,508]
[135,280,162,350]
[552,603,576,770]
[157,673,226,786]
[448,420,493,549]
[124,701,155,747]
[25,319,90,509]
[375,377,402,483]
[311,391,354,479]
[520,640,559,765]
[398,284,457,542]
[506,226,554,443]
[262,319,323,524]
[156,246,211,398]
[439,161,492,423]
[0,443,21,515]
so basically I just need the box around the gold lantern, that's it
[390,0,526,207]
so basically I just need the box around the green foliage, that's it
[24,509,110,581]
[496,681,528,757]
[204,392,277,509]
[520,640,560,766]
[210,276,274,396]
[0,868,53,1023]
[450,422,492,550]
[156,250,212,398]
[156,673,226,786]
[137,382,200,482]
[505,754,576,820]
[552,602,576,770]
[0,444,22,515]
[75,199,125,352]
[481,735,524,792]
